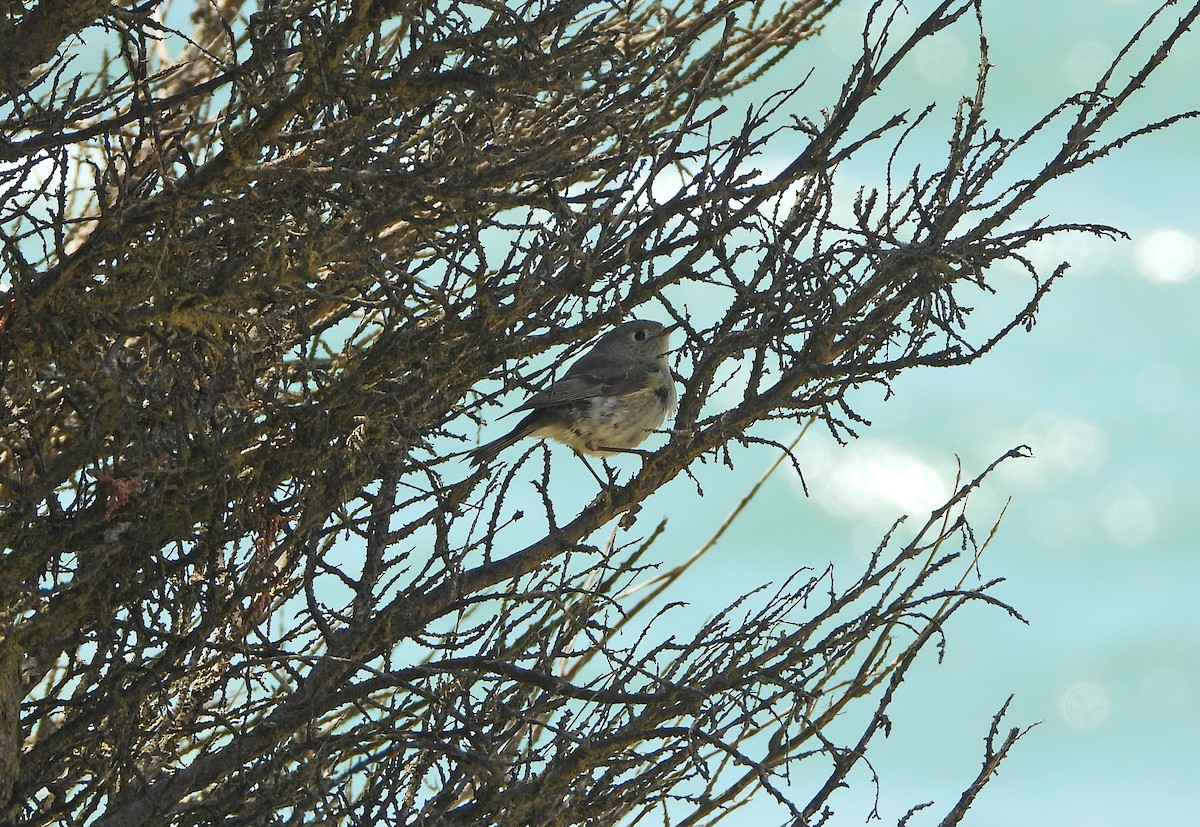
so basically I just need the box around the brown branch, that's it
[0,0,110,88]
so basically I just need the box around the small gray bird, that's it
[468,320,678,465]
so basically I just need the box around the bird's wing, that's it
[508,368,654,414]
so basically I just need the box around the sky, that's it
[642,1,1200,824]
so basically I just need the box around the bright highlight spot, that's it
[1000,414,1107,488]
[1060,681,1110,731]
[1019,233,1108,277]
[1133,228,1200,284]
[650,165,691,204]
[1099,492,1157,548]
[1032,415,1108,473]
[799,439,951,521]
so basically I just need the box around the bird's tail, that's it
[467,414,539,465]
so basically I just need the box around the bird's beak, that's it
[658,322,681,358]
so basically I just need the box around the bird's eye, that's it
[634,330,647,341]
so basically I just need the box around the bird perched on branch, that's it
[468,320,679,466]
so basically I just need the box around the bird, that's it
[468,320,678,466]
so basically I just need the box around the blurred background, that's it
[640,1,1200,823]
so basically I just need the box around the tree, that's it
[1,0,1195,824]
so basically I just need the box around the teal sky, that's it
[646,1,1200,823]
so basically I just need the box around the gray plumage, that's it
[468,320,678,465]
